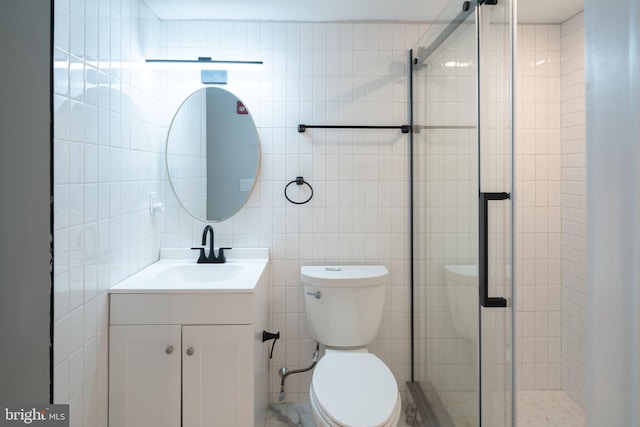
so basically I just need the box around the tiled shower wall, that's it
[408,15,585,411]
[515,24,563,391]
[560,12,586,407]
[52,0,162,426]
[411,19,567,402]
[516,16,586,409]
[155,21,426,403]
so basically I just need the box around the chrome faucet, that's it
[191,225,231,263]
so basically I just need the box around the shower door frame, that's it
[408,0,516,425]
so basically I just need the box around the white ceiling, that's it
[518,0,583,24]
[142,0,584,24]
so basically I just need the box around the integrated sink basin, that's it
[154,263,244,283]
[109,248,269,293]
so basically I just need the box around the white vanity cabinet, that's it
[181,325,253,426]
[107,249,269,427]
[109,323,253,427]
[109,325,181,427]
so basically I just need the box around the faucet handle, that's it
[216,247,232,263]
[190,247,206,263]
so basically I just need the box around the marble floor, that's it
[265,403,315,427]
[265,402,413,427]
[264,391,585,426]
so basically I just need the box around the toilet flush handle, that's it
[306,291,322,299]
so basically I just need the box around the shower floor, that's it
[517,390,585,426]
[435,389,585,426]
[264,390,585,426]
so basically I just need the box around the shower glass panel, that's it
[477,2,514,426]
[411,0,514,425]
[412,2,480,424]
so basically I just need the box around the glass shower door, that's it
[477,1,514,426]
[410,0,514,425]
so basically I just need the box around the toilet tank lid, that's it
[301,265,388,287]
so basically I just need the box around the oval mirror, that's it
[166,87,260,221]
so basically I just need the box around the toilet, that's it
[302,265,401,427]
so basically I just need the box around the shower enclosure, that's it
[409,0,515,425]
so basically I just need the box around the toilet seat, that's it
[310,351,400,427]
[311,387,402,427]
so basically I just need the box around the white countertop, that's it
[109,248,269,294]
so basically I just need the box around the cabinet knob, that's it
[186,347,194,356]
[165,346,174,355]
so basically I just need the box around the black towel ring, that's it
[284,176,313,205]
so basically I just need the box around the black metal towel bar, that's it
[298,124,411,133]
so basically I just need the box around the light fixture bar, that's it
[145,56,263,66]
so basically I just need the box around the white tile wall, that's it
[155,20,426,404]
[560,12,586,408]
[53,1,586,422]
[515,24,563,391]
[53,0,162,426]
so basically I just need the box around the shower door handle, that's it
[479,192,509,308]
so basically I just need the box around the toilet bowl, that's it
[302,265,401,427]
[309,350,401,427]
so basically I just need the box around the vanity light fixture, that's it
[145,56,263,70]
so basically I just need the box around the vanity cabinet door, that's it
[182,325,253,427]
[109,325,181,427]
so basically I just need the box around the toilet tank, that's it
[301,265,388,348]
